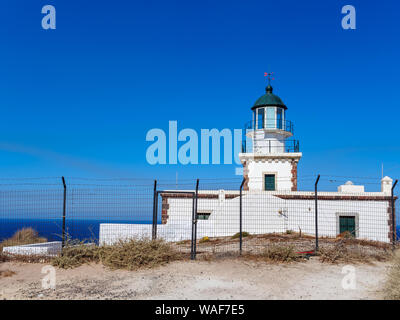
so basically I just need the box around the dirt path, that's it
[0,258,389,300]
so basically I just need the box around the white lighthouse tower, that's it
[239,75,302,191]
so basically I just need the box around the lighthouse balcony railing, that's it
[244,119,294,134]
[241,139,300,153]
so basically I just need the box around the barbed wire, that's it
[0,174,393,191]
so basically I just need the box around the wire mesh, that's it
[156,190,195,254]
[0,178,63,256]
[0,175,396,258]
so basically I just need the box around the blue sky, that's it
[0,0,399,191]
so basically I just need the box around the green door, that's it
[339,216,356,236]
[264,174,275,191]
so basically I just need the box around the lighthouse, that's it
[239,76,302,191]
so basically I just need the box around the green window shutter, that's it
[264,174,275,191]
[339,217,346,234]
[347,217,356,236]
[339,216,356,236]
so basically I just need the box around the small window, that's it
[197,211,211,220]
[264,174,276,191]
[266,107,276,129]
[339,216,356,237]
[257,108,264,129]
[277,108,283,129]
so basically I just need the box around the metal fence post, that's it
[193,179,199,260]
[239,178,245,255]
[392,179,398,249]
[314,174,320,252]
[152,180,157,240]
[61,176,67,251]
[191,179,199,260]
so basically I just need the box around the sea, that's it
[0,218,155,242]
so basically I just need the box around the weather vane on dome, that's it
[264,72,275,85]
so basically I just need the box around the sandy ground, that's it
[0,257,389,300]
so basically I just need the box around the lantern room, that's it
[248,84,293,136]
[243,84,299,154]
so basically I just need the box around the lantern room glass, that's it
[266,107,275,129]
[253,107,286,131]
[257,108,264,129]
[277,108,283,130]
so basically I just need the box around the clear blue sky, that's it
[0,0,399,190]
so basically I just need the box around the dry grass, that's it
[318,242,361,263]
[231,232,250,239]
[100,239,182,270]
[0,252,7,263]
[0,228,47,252]
[0,269,16,278]
[256,232,314,241]
[318,236,391,264]
[174,232,391,264]
[176,240,191,245]
[0,228,49,263]
[199,236,210,243]
[0,253,51,263]
[384,250,400,300]
[52,239,183,270]
[51,242,100,268]
[260,245,305,263]
[0,229,390,267]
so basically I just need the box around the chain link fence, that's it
[0,175,397,259]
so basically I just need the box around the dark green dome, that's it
[251,85,287,110]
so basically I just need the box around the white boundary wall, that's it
[99,190,391,245]
[2,241,62,256]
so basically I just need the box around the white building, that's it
[100,83,396,245]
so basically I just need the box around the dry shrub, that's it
[176,240,190,245]
[199,236,210,243]
[261,245,303,263]
[258,232,314,241]
[1,254,51,264]
[0,228,47,252]
[318,239,390,264]
[52,239,182,270]
[340,237,390,250]
[0,252,7,263]
[231,232,250,239]
[384,250,400,300]
[336,231,353,240]
[0,269,16,278]
[101,239,181,270]
[319,242,349,263]
[51,242,100,269]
